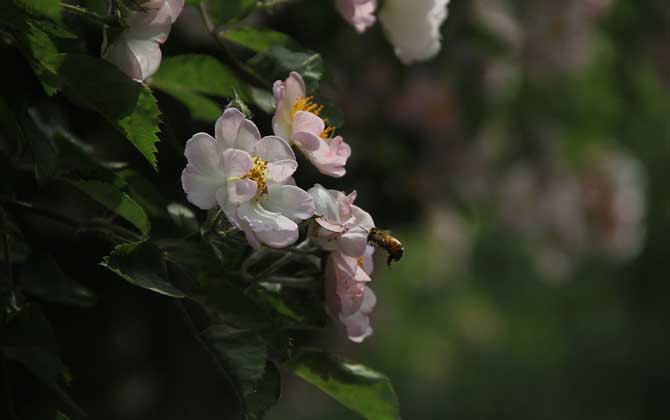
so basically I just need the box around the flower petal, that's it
[181,133,225,209]
[292,131,322,152]
[226,179,257,204]
[237,202,299,248]
[222,148,253,178]
[267,160,298,183]
[293,111,325,138]
[215,108,260,153]
[263,184,315,222]
[256,136,296,162]
[337,230,369,258]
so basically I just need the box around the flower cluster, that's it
[102,0,184,81]
[335,0,451,64]
[182,73,380,342]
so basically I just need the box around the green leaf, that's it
[203,326,279,418]
[285,349,401,420]
[151,54,248,122]
[15,0,61,21]
[46,54,161,170]
[249,86,275,114]
[201,0,256,28]
[102,241,185,297]
[221,27,296,53]
[115,169,169,219]
[18,107,60,182]
[73,180,151,236]
[19,254,97,307]
[248,46,324,93]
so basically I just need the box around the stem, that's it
[61,3,122,27]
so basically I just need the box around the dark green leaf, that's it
[202,325,278,418]
[285,349,401,420]
[15,0,61,21]
[115,169,169,219]
[249,86,275,114]
[19,255,97,307]
[18,107,60,182]
[73,180,151,236]
[248,46,324,93]
[201,0,256,28]
[102,241,185,297]
[221,27,296,53]
[151,54,248,122]
[46,54,162,169]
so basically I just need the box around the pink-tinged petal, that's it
[341,286,376,342]
[236,119,262,153]
[102,35,143,81]
[267,160,297,183]
[237,202,299,248]
[226,179,257,204]
[272,72,306,139]
[308,184,341,221]
[336,0,377,33]
[361,245,375,275]
[316,219,346,234]
[350,205,375,231]
[338,230,368,258]
[256,136,296,162]
[306,136,351,178]
[222,149,253,178]
[181,133,227,209]
[283,72,307,107]
[263,184,315,221]
[292,131,322,152]
[215,108,245,151]
[292,111,325,138]
[125,37,162,81]
[165,0,184,23]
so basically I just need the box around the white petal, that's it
[256,136,296,162]
[125,37,162,81]
[308,184,341,222]
[292,131,322,152]
[350,205,375,231]
[215,108,245,151]
[102,36,143,81]
[227,179,257,204]
[267,160,297,183]
[237,202,299,248]
[338,230,368,257]
[263,184,315,222]
[222,149,253,178]
[181,133,225,209]
[292,111,325,137]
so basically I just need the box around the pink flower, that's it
[335,0,377,33]
[102,0,184,81]
[181,108,315,248]
[326,247,377,343]
[272,72,351,178]
[308,184,375,257]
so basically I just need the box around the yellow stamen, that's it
[243,156,269,197]
[357,256,364,268]
[290,96,335,140]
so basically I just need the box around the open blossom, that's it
[335,0,377,33]
[379,0,450,64]
[308,184,375,257]
[102,0,184,81]
[181,108,315,248]
[326,247,376,342]
[273,72,351,178]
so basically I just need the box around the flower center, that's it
[243,156,269,197]
[290,96,335,140]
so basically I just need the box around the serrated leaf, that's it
[102,241,185,297]
[201,0,256,28]
[46,54,161,169]
[19,254,97,307]
[151,54,247,122]
[221,27,296,53]
[285,349,401,420]
[73,180,150,236]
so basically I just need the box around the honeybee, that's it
[367,228,404,267]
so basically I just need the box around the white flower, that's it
[102,0,184,81]
[335,0,377,33]
[379,0,450,64]
[181,108,315,248]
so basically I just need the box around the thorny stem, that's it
[60,3,122,28]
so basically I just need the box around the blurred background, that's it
[4,0,670,419]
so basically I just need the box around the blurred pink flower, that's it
[181,108,314,248]
[326,247,376,343]
[308,184,375,257]
[379,0,450,64]
[335,0,377,33]
[102,0,184,81]
[272,72,351,177]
